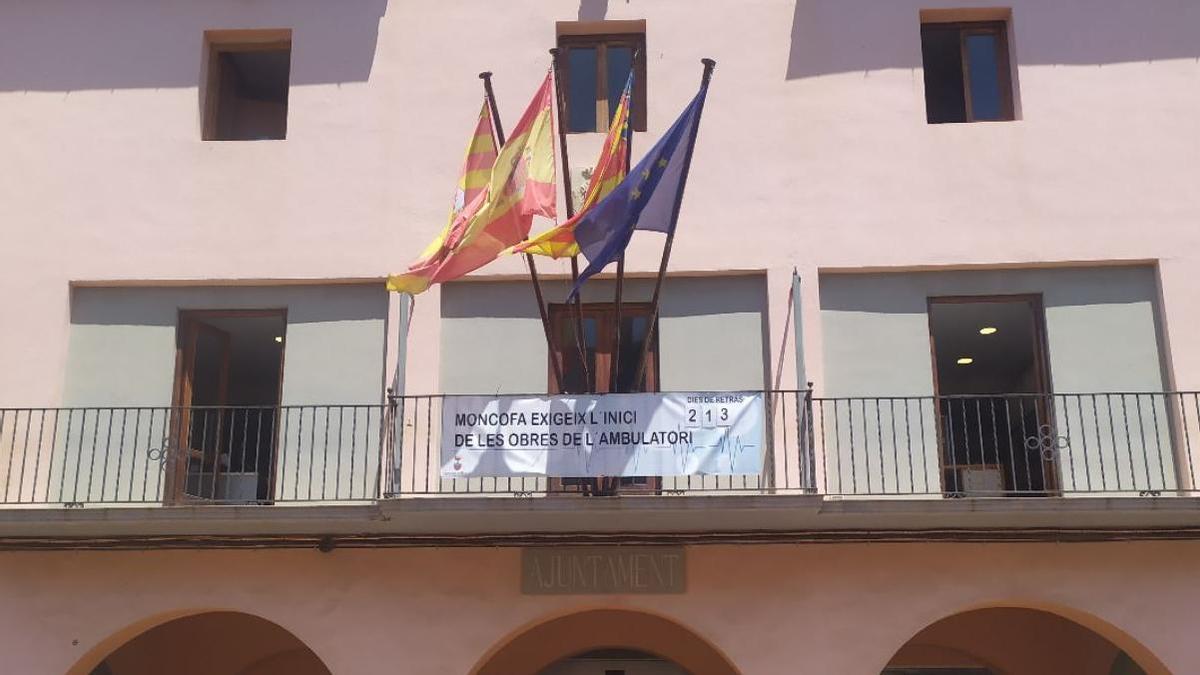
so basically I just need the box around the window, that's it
[557,24,647,133]
[548,303,659,495]
[920,20,1014,123]
[549,303,658,395]
[202,30,292,140]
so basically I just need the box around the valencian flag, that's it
[387,74,557,294]
[569,78,709,299]
[513,73,633,258]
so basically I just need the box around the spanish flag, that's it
[388,74,556,294]
[513,73,633,259]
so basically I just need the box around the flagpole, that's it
[548,48,592,394]
[479,70,565,393]
[632,58,716,389]
[609,51,639,396]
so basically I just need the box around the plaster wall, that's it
[2,541,1190,675]
[819,266,1166,398]
[28,284,390,503]
[816,266,1176,494]
[1,1,1198,408]
[101,612,327,675]
[888,608,1124,674]
[439,275,768,395]
[65,284,388,407]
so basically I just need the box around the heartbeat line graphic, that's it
[576,423,759,475]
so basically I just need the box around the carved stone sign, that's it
[521,547,686,595]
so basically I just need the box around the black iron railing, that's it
[0,405,386,505]
[812,392,1191,496]
[0,391,1193,505]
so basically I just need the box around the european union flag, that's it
[569,79,710,299]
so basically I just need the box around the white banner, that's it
[441,392,764,478]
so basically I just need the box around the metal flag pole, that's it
[478,70,564,393]
[548,48,591,394]
[631,57,716,389]
[600,52,640,497]
[608,50,639,396]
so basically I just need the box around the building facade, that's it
[2,1,1199,673]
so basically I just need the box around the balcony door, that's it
[549,303,658,494]
[927,295,1056,495]
[170,309,286,503]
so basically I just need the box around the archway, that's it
[471,609,741,675]
[883,607,1169,675]
[70,611,330,675]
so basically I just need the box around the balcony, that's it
[0,392,1197,547]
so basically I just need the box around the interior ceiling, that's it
[196,314,285,385]
[929,300,1038,395]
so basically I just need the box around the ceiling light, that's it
[956,357,974,365]
[979,326,998,335]
[274,336,284,343]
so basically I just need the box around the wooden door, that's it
[170,317,231,503]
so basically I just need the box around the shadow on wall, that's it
[440,276,769,320]
[73,611,331,675]
[0,0,387,91]
[817,267,1160,314]
[70,285,389,327]
[578,0,609,21]
[786,0,1200,79]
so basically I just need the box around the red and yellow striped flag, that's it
[392,103,497,289]
[512,73,632,259]
[388,74,556,294]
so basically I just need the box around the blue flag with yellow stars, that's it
[569,79,710,299]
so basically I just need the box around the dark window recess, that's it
[204,37,291,140]
[883,662,993,667]
[920,22,1014,123]
[548,303,659,495]
[549,303,657,395]
[557,33,646,133]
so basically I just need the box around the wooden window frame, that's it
[556,32,647,133]
[920,20,1015,123]
[925,294,1058,495]
[547,302,659,395]
[547,302,660,495]
[200,29,293,141]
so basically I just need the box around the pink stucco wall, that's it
[1,541,1191,674]
[1,0,1198,406]
[3,4,1199,671]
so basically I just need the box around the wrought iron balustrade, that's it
[0,405,385,505]
[0,391,1193,505]
[812,392,1193,496]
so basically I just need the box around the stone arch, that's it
[470,608,741,675]
[65,610,330,675]
[883,601,1171,675]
